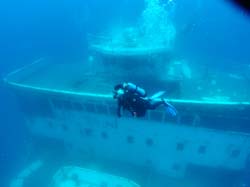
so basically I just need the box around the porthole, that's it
[198,145,207,154]
[176,143,184,151]
[80,128,93,137]
[84,128,93,136]
[61,124,68,131]
[172,163,180,171]
[146,138,154,147]
[101,132,108,139]
[231,149,240,158]
[127,136,134,144]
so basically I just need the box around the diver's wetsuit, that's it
[114,82,168,117]
[116,91,135,117]
[115,82,146,117]
[132,97,168,117]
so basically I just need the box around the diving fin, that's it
[163,99,178,116]
[165,105,178,116]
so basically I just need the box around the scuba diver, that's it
[113,82,178,118]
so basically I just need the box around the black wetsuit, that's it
[117,89,136,117]
[114,83,168,117]
[116,89,148,117]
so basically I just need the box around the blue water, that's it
[0,0,250,186]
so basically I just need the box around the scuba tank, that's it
[123,82,147,97]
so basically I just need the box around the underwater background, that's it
[0,0,250,187]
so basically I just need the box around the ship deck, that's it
[4,58,118,96]
[4,58,250,133]
[4,58,250,105]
